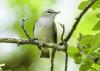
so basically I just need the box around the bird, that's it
[34,9,60,58]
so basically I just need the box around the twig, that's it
[59,24,65,42]
[61,0,97,71]
[64,0,97,43]
[59,23,68,71]
[51,48,56,71]
[64,43,68,71]
[0,38,65,51]
[22,17,31,40]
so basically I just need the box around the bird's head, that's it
[44,9,60,15]
[40,9,60,19]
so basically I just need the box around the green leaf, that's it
[94,48,100,57]
[67,47,80,58]
[78,1,88,10]
[96,13,100,18]
[79,33,100,55]
[91,64,100,70]
[79,63,90,71]
[96,59,100,65]
[79,55,93,71]
[83,48,90,54]
[78,0,100,10]
[79,35,93,46]
[92,0,100,10]
[93,20,100,31]
[74,56,82,64]
[88,33,100,55]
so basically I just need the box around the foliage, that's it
[68,0,100,71]
[78,0,100,10]
[93,20,100,31]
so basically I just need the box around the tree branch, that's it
[64,45,68,71]
[51,48,56,71]
[60,24,65,42]
[21,17,31,40]
[64,0,97,43]
[0,38,65,51]
[63,0,97,71]
[59,24,68,71]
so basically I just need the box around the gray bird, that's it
[34,9,59,58]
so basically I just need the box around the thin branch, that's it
[59,23,68,71]
[0,38,65,51]
[59,24,65,42]
[64,43,68,71]
[51,48,56,71]
[64,0,97,43]
[65,53,68,71]
[22,17,31,40]
[63,0,97,71]
[50,23,60,71]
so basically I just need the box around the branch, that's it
[21,17,31,40]
[60,24,65,42]
[0,38,65,51]
[65,48,68,71]
[63,0,97,71]
[59,23,68,71]
[64,0,97,43]
[51,48,56,71]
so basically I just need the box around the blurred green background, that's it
[0,0,65,71]
[0,0,100,71]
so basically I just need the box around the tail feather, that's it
[40,47,50,58]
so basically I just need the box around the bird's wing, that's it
[53,22,57,43]
[51,22,57,65]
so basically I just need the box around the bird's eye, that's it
[47,11,53,13]
[45,9,55,13]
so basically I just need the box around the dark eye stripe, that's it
[48,11,54,13]
[44,9,56,13]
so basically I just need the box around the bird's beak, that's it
[55,11,60,14]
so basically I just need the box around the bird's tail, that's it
[40,47,50,58]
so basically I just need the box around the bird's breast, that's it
[34,17,54,42]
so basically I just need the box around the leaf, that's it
[67,47,80,58]
[79,54,93,71]
[88,33,100,55]
[92,0,100,10]
[93,20,100,31]
[83,48,90,54]
[79,33,100,55]
[96,13,100,18]
[67,47,82,64]
[79,35,93,46]
[78,0,100,10]
[91,64,100,70]
[74,56,82,64]
[79,63,90,71]
[96,59,100,65]
[78,1,89,10]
